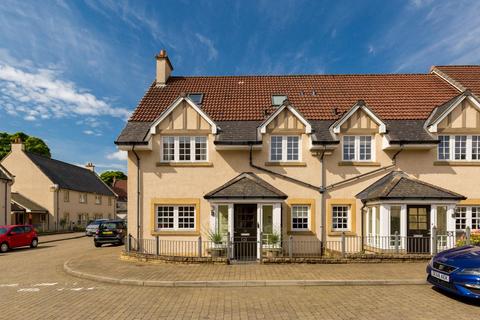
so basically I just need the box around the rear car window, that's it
[24,226,32,232]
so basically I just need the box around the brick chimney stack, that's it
[155,49,173,87]
[11,137,25,152]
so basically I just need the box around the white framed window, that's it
[332,205,350,231]
[161,136,208,162]
[455,207,467,230]
[95,195,102,205]
[155,205,196,231]
[291,205,309,231]
[79,193,87,204]
[438,135,480,161]
[342,136,373,161]
[472,207,480,230]
[270,136,300,162]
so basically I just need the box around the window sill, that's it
[338,161,380,167]
[265,161,307,167]
[434,161,480,166]
[328,231,356,237]
[287,230,316,236]
[151,231,200,236]
[156,162,213,167]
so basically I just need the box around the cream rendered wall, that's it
[1,144,55,229]
[0,179,11,226]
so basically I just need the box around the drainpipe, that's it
[132,145,141,242]
[3,180,7,224]
[360,203,366,251]
[318,146,327,244]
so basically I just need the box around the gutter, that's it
[132,145,141,243]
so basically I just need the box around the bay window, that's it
[161,136,208,162]
[342,136,373,161]
[455,206,480,231]
[270,136,300,162]
[438,135,480,161]
[156,205,195,231]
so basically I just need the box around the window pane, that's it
[286,136,299,161]
[218,205,229,236]
[262,205,273,234]
[195,136,207,161]
[270,136,283,161]
[390,206,401,246]
[359,136,372,160]
[368,207,373,235]
[472,207,480,230]
[187,93,203,104]
[178,206,195,229]
[438,136,450,160]
[343,136,355,161]
[179,136,191,161]
[455,207,467,230]
[271,95,287,106]
[292,205,309,230]
[472,136,480,160]
[157,206,174,229]
[162,137,175,161]
[437,206,447,234]
[454,136,466,160]
[375,206,380,234]
[332,205,349,231]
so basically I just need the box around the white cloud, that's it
[195,33,219,61]
[106,150,128,161]
[0,58,131,122]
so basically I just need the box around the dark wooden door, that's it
[233,204,257,260]
[407,205,430,253]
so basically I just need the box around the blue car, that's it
[427,245,480,299]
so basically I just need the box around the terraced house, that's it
[116,50,480,260]
[1,140,116,231]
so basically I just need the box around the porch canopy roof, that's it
[204,172,288,200]
[356,171,466,203]
[11,192,48,213]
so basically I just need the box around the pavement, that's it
[0,236,479,319]
[65,249,429,287]
[39,231,85,243]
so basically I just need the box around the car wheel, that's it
[94,242,102,248]
[0,242,9,253]
[30,238,38,248]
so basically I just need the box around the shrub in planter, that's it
[264,232,282,258]
[207,230,226,258]
[456,231,480,246]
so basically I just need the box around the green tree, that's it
[0,132,51,160]
[100,170,127,186]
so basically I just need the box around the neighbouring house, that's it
[1,139,116,231]
[0,164,13,226]
[116,50,480,259]
[111,178,127,219]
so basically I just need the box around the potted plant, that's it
[264,232,282,258]
[207,230,226,258]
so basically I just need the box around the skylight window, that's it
[271,95,287,106]
[187,93,204,105]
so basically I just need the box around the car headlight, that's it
[458,268,480,276]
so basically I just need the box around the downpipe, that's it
[132,145,141,247]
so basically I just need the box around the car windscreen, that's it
[0,228,7,235]
[88,222,100,227]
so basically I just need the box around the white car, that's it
[85,219,108,236]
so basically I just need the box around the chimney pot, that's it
[85,162,95,172]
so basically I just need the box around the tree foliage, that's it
[0,132,51,160]
[100,170,127,186]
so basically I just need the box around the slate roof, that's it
[435,66,480,97]
[386,120,437,144]
[356,171,466,202]
[0,164,13,181]
[115,121,151,144]
[25,152,115,196]
[11,192,48,213]
[204,172,288,199]
[215,121,262,144]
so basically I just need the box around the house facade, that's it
[0,164,13,226]
[1,140,116,231]
[116,51,480,259]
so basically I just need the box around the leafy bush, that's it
[207,230,223,244]
[456,230,480,246]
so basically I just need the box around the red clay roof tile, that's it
[435,65,480,97]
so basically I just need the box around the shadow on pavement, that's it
[431,286,480,306]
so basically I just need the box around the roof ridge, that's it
[170,73,436,79]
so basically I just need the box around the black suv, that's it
[94,220,126,247]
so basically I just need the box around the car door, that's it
[22,226,33,246]
[9,226,25,248]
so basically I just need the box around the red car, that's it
[0,225,39,253]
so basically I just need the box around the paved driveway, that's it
[0,237,478,319]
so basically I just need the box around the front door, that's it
[233,204,257,261]
[407,205,430,253]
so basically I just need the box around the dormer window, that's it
[187,93,204,105]
[271,95,287,106]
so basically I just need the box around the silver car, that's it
[85,219,107,236]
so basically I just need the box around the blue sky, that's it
[1,0,479,174]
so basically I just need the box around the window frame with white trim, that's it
[269,135,301,162]
[155,205,196,232]
[331,205,351,232]
[455,206,480,231]
[438,135,480,161]
[161,136,208,163]
[291,204,310,232]
[342,135,374,161]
